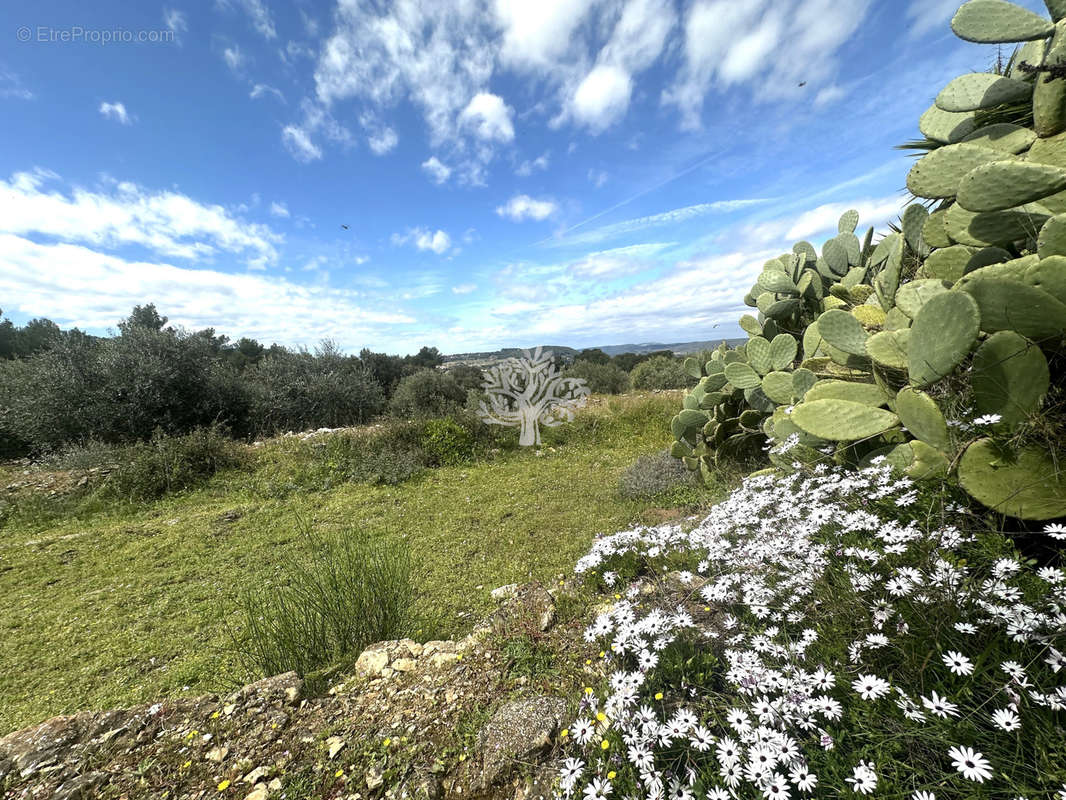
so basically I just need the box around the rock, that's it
[268,777,283,791]
[487,583,556,636]
[244,785,269,800]
[392,658,417,672]
[490,584,519,601]
[355,646,391,677]
[225,672,303,708]
[326,736,346,758]
[475,696,568,788]
[51,769,107,800]
[242,766,269,784]
[366,765,385,790]
[206,745,229,762]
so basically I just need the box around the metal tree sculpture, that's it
[477,347,590,446]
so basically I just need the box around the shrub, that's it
[389,369,466,418]
[418,417,475,466]
[618,448,698,500]
[231,522,423,679]
[629,355,691,390]
[101,425,248,502]
[447,364,486,393]
[565,359,630,395]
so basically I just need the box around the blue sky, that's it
[0,0,1043,355]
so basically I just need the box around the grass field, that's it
[0,392,726,735]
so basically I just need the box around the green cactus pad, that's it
[972,330,1051,426]
[842,233,862,266]
[883,306,912,330]
[802,323,822,359]
[1034,24,1066,137]
[1023,254,1066,301]
[804,380,890,407]
[935,73,1033,112]
[908,290,981,387]
[744,386,776,414]
[739,314,762,336]
[922,210,954,248]
[822,342,871,370]
[959,439,1066,519]
[766,298,800,320]
[869,232,901,265]
[817,309,868,355]
[956,254,1040,291]
[670,440,692,458]
[906,143,1013,199]
[791,368,818,400]
[961,276,1066,337]
[852,305,886,327]
[769,334,798,371]
[957,160,1066,212]
[724,362,762,390]
[866,329,911,370]
[895,279,952,318]
[922,245,978,282]
[745,337,773,375]
[967,246,1013,271]
[822,238,849,275]
[678,408,709,431]
[1046,0,1066,22]
[1038,214,1066,257]
[944,202,1051,247]
[1010,37,1049,79]
[919,104,979,144]
[959,122,1037,153]
[902,204,929,253]
[757,270,799,294]
[791,399,899,441]
[683,357,703,379]
[951,0,1055,42]
[895,388,951,451]
[887,441,951,480]
[760,371,794,405]
[838,209,860,234]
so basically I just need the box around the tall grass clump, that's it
[557,464,1066,799]
[231,522,424,680]
[618,448,704,505]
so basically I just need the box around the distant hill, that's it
[442,338,745,367]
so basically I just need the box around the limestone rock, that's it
[475,696,567,788]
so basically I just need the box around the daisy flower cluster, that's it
[560,465,1066,799]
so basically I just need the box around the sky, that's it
[0,0,1045,355]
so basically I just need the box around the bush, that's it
[389,369,466,418]
[565,359,630,395]
[231,522,423,679]
[418,417,475,466]
[618,448,698,500]
[628,355,692,390]
[101,425,248,502]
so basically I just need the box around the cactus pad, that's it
[957,160,1066,212]
[817,309,869,355]
[959,439,1066,519]
[895,279,951,318]
[791,368,818,400]
[866,329,911,370]
[745,337,773,375]
[895,387,951,451]
[1024,254,1066,302]
[944,202,1051,247]
[961,276,1066,337]
[1034,24,1066,137]
[838,209,860,234]
[760,371,794,405]
[906,143,1013,199]
[724,362,762,390]
[922,210,954,248]
[888,441,951,480]
[935,73,1033,112]
[908,290,981,386]
[769,334,798,371]
[1038,214,1066,257]
[919,104,979,144]
[791,399,899,441]
[804,380,890,407]
[972,330,1051,426]
[959,122,1037,153]
[950,0,1055,43]
[922,245,977,282]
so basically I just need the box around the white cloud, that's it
[571,64,632,132]
[0,168,282,268]
[452,283,477,294]
[814,85,846,107]
[494,0,596,70]
[163,8,188,40]
[392,227,452,254]
[516,152,549,176]
[904,0,962,38]
[0,235,415,349]
[0,69,33,100]
[220,0,277,39]
[421,156,453,184]
[282,125,322,162]
[553,198,773,246]
[496,194,558,222]
[98,101,131,125]
[223,45,245,72]
[569,242,674,277]
[459,92,515,142]
[367,127,399,155]
[664,0,871,128]
[269,201,289,218]
[250,83,285,102]
[588,169,608,188]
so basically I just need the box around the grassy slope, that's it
[0,393,718,735]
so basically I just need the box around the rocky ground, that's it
[0,583,597,800]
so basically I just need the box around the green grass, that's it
[0,392,726,735]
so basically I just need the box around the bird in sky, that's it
[340,224,349,230]
[798,81,807,87]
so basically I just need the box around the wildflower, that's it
[991,708,1021,731]
[1043,523,1066,540]
[921,691,960,718]
[844,761,877,794]
[763,773,790,799]
[707,789,731,800]
[973,413,1002,425]
[912,792,935,800]
[689,726,714,752]
[1046,647,1066,673]
[790,767,817,792]
[572,719,595,745]
[583,776,613,800]
[942,651,974,676]
[948,745,994,782]
[954,622,978,634]
[559,758,584,794]
[217,780,231,792]
[852,674,891,700]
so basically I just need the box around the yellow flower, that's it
[217,779,230,791]
[584,687,593,695]
[600,739,610,750]
[561,729,569,738]
[654,692,663,700]
[181,760,191,770]
[383,738,391,747]
[596,712,606,723]
[607,771,617,780]
[704,606,711,611]
[459,753,467,762]
[614,593,621,599]
[585,659,592,665]
[211,711,220,719]
[599,651,606,658]
[335,769,345,778]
